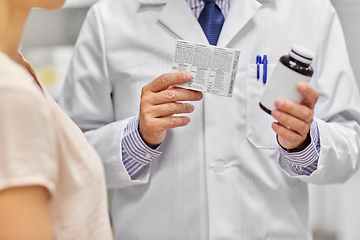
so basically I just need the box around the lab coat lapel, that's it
[138,0,261,46]
[217,0,262,47]
[157,0,209,44]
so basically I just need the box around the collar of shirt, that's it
[185,0,232,19]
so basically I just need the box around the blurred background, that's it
[20,0,360,239]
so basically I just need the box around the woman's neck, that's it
[0,0,31,66]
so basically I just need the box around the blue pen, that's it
[262,55,268,84]
[256,55,262,80]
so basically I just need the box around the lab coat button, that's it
[145,153,152,159]
[214,160,226,173]
[119,172,128,181]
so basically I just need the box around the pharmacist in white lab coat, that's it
[58,0,360,239]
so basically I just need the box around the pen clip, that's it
[256,55,262,80]
[262,55,268,84]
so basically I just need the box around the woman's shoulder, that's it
[0,52,50,121]
[0,52,45,100]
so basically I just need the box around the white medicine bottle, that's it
[259,44,315,114]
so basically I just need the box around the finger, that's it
[274,98,313,124]
[150,102,195,118]
[272,122,304,148]
[150,87,203,105]
[272,109,310,137]
[146,72,193,93]
[159,116,192,130]
[143,116,192,133]
[297,82,319,109]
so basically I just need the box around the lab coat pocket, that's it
[246,63,278,148]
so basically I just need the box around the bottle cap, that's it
[290,44,315,65]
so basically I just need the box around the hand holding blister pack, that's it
[259,44,315,114]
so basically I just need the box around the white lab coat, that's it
[58,0,360,239]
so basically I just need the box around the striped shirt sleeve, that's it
[278,120,321,176]
[121,115,162,178]
[186,0,231,19]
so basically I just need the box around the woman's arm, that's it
[0,186,53,240]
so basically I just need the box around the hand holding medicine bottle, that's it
[260,44,319,151]
[272,82,319,151]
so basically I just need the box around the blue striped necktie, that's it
[198,0,225,46]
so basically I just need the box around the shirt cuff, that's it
[121,115,162,177]
[278,120,321,176]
